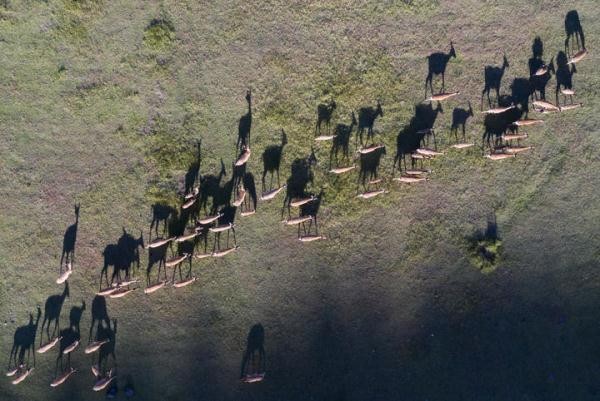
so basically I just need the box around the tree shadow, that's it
[357,101,383,146]
[564,10,585,55]
[450,102,474,143]
[330,112,357,169]
[481,54,509,110]
[8,306,41,370]
[240,323,266,382]
[100,229,144,288]
[60,203,80,270]
[40,283,70,343]
[528,37,555,101]
[555,51,577,106]
[282,149,318,217]
[425,41,456,97]
[236,90,252,152]
[261,129,287,191]
[393,103,443,173]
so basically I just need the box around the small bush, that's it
[143,18,175,49]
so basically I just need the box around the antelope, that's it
[37,336,62,354]
[298,235,326,242]
[315,134,336,141]
[173,277,197,288]
[62,340,79,355]
[505,146,533,154]
[11,367,34,385]
[532,100,560,111]
[290,196,315,208]
[283,215,313,226]
[240,210,255,217]
[485,153,515,160]
[93,370,115,392]
[567,49,587,64]
[146,237,174,249]
[194,253,212,260]
[243,373,266,383]
[416,148,444,157]
[369,178,383,185]
[197,214,222,225]
[209,223,234,233]
[426,41,457,97]
[235,146,251,167]
[97,287,119,296]
[165,253,190,268]
[411,153,428,160]
[426,91,459,102]
[175,232,198,242]
[513,119,544,127]
[316,100,336,136]
[111,279,139,287]
[534,65,549,76]
[144,280,167,294]
[358,144,385,154]
[85,339,110,354]
[212,246,239,257]
[50,367,76,387]
[181,196,197,210]
[561,88,575,96]
[405,169,429,175]
[481,53,509,109]
[109,288,136,299]
[451,143,475,149]
[394,176,427,183]
[356,189,387,199]
[232,185,246,207]
[329,165,355,174]
[184,187,199,200]
[482,105,515,114]
[6,364,23,377]
[560,103,583,111]
[502,133,528,141]
[260,185,286,201]
[357,101,383,145]
[91,365,100,378]
[56,262,72,284]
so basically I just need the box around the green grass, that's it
[1,1,600,400]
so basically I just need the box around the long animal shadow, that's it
[100,229,144,288]
[150,203,176,239]
[282,149,317,217]
[358,147,386,191]
[425,41,456,97]
[69,301,85,334]
[262,129,287,191]
[299,189,324,237]
[8,306,41,370]
[482,95,524,150]
[240,323,266,380]
[146,243,168,284]
[393,103,443,173]
[242,172,258,215]
[40,283,70,343]
[450,102,474,143]
[184,141,202,196]
[357,101,383,146]
[528,37,554,101]
[55,325,79,372]
[60,203,80,269]
[96,319,117,373]
[236,90,253,152]
[316,100,336,136]
[510,77,533,118]
[213,205,237,251]
[481,54,509,109]
[198,159,227,214]
[89,296,110,342]
[330,112,357,168]
[555,51,577,106]
[564,10,585,55]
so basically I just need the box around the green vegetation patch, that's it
[468,232,502,274]
[143,18,176,49]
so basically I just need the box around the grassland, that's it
[1,1,600,400]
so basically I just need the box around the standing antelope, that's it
[425,41,456,97]
[481,54,509,109]
[316,100,336,136]
[262,129,287,191]
[357,101,383,146]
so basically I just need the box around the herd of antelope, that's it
[6,9,588,392]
